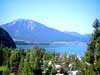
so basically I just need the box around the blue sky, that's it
[0,0,100,34]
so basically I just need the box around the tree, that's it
[1,47,12,67]
[85,19,100,64]
[18,52,32,75]
[95,37,100,61]
[95,37,100,75]
[18,57,24,75]
[32,46,43,75]
[84,19,100,75]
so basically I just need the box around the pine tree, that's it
[95,37,100,61]
[33,46,42,75]
[84,19,100,75]
[18,53,32,75]
[85,19,100,64]
[95,37,100,74]
[18,57,24,75]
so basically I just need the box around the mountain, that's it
[0,27,16,48]
[0,19,91,43]
[64,31,91,42]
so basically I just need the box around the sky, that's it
[0,0,100,34]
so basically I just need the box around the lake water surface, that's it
[17,43,87,57]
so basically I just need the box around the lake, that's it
[17,42,87,57]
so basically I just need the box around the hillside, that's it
[0,27,16,48]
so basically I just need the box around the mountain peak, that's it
[0,19,90,42]
[11,19,36,25]
[14,19,33,21]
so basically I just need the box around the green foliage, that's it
[94,61,100,75]
[0,65,7,71]
[1,48,12,65]
[69,54,76,64]
[85,19,100,64]
[18,57,24,75]
[9,51,18,66]
[0,46,88,75]
[84,19,100,75]
[95,37,100,61]
[93,19,100,30]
